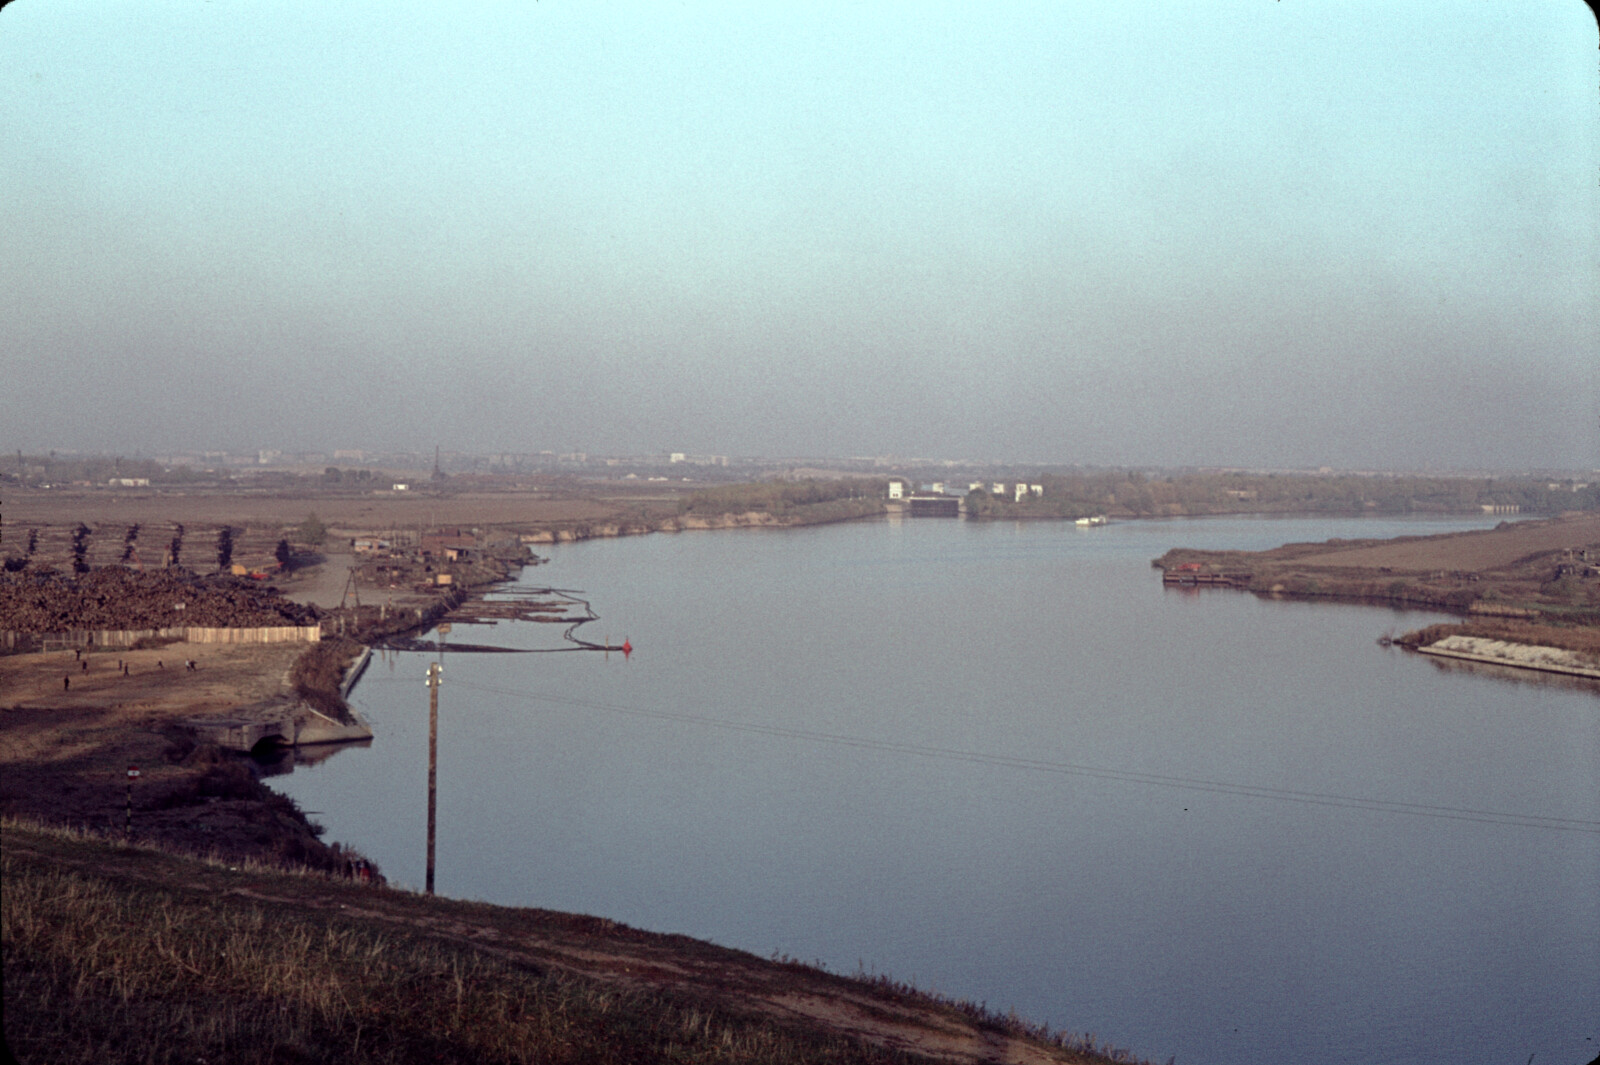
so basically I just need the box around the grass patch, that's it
[4,843,904,1063]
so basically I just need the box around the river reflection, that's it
[267,516,1600,1065]
[1417,652,1600,693]
[252,738,371,778]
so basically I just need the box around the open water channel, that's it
[267,515,1599,1065]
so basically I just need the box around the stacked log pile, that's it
[2,521,289,575]
[0,568,321,633]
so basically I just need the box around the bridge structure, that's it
[185,700,374,753]
[185,713,298,753]
[906,494,962,518]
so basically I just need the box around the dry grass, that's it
[288,638,364,722]
[3,819,1134,1065]
[4,834,908,1064]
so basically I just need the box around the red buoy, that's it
[621,638,632,656]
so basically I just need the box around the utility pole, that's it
[125,765,139,837]
[425,662,442,894]
[340,566,361,610]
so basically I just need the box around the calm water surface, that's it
[269,516,1600,1065]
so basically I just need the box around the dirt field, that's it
[0,642,337,864]
[1154,512,1600,633]
[1284,512,1600,571]
[0,642,300,714]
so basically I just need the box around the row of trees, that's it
[672,472,1596,523]
[321,467,381,485]
[679,478,879,518]
[3,453,208,487]
[964,472,1599,520]
[1,455,394,490]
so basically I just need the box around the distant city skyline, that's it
[10,442,1597,479]
[2,2,1595,470]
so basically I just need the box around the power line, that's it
[445,678,1600,835]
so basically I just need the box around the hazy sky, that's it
[2,2,1595,469]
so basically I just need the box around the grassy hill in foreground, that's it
[2,819,1146,1065]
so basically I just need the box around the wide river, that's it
[268,515,1599,1065]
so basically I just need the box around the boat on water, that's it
[1075,514,1108,527]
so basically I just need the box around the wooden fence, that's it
[4,625,322,652]
[181,626,322,645]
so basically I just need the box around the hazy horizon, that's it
[9,445,1600,481]
[2,2,1596,470]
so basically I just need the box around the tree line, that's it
[967,471,1599,519]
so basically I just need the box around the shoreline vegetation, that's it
[4,474,1597,1061]
[471,470,1600,545]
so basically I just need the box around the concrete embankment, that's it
[338,646,373,700]
[1415,635,1600,680]
[188,647,375,752]
[187,702,374,751]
